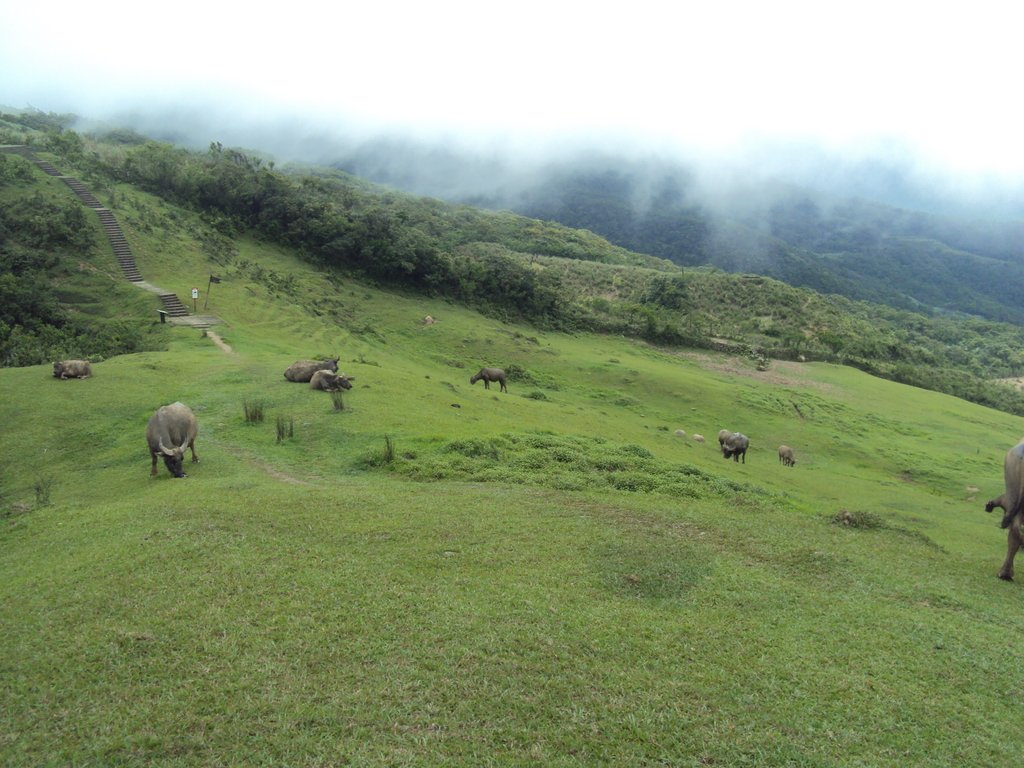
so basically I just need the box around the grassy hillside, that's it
[3,173,1024,765]
[9,112,1024,415]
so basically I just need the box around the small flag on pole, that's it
[204,275,221,309]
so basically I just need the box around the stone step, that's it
[158,294,190,316]
[9,148,219,328]
[35,161,61,176]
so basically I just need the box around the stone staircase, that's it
[0,144,215,327]
[157,292,190,318]
[96,208,143,282]
[60,176,104,209]
[34,158,63,177]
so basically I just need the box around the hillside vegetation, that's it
[5,110,1024,417]
[2,114,1024,765]
[335,142,1024,326]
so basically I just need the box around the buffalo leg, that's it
[189,439,199,463]
[150,452,159,477]
[998,515,1023,581]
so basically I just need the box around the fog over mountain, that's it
[5,0,1023,323]
[4,0,1021,219]
[62,103,1024,222]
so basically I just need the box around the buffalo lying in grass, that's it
[284,358,338,383]
[309,370,354,391]
[53,360,92,379]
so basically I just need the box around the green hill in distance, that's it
[2,113,1024,765]
[5,109,1024,417]
[334,138,1024,325]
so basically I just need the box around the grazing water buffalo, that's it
[146,402,199,478]
[284,358,338,382]
[309,370,354,391]
[778,445,796,467]
[985,440,1024,580]
[470,367,507,393]
[721,432,749,463]
[53,360,92,379]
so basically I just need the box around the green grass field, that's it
[2,177,1024,766]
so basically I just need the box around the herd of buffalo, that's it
[50,355,1024,581]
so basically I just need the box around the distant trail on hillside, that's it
[1,144,225,343]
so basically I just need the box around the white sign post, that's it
[191,287,199,313]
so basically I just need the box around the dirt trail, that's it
[206,331,233,354]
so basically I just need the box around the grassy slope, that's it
[2,173,1024,766]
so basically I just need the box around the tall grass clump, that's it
[330,390,345,411]
[275,415,294,443]
[243,399,265,424]
[358,435,397,468]
[33,475,55,507]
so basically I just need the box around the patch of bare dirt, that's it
[997,377,1024,391]
[682,352,833,390]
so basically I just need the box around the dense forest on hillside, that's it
[4,109,1024,415]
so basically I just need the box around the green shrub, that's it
[832,509,884,528]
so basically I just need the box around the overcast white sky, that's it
[1,0,1022,177]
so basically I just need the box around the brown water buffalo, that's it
[718,429,732,448]
[146,402,199,478]
[470,367,507,392]
[721,432,749,463]
[309,370,354,391]
[778,445,796,466]
[53,360,92,379]
[284,358,338,383]
[985,440,1024,580]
